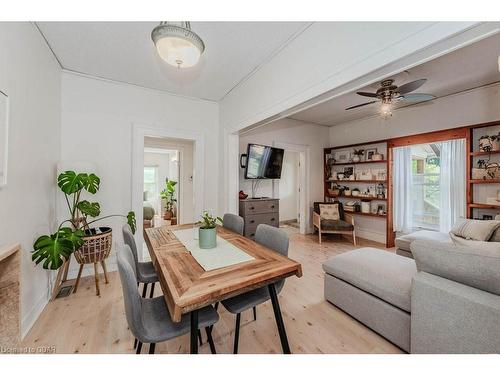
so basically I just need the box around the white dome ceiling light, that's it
[151,22,205,69]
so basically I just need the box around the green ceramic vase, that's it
[199,227,217,249]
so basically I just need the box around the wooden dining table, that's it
[144,224,302,354]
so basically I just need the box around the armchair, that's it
[313,202,356,245]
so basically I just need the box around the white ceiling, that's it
[289,33,500,126]
[37,22,309,101]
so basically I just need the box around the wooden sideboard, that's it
[239,198,279,239]
[0,243,21,348]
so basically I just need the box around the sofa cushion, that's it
[319,204,340,220]
[395,230,451,252]
[411,239,500,296]
[322,248,417,312]
[321,219,353,231]
[450,218,500,241]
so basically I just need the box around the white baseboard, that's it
[21,292,49,340]
[355,228,386,245]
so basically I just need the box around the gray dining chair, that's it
[220,224,289,353]
[122,224,158,298]
[222,213,244,235]
[117,245,219,354]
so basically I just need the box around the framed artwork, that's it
[0,90,8,187]
[365,148,377,161]
[334,150,351,164]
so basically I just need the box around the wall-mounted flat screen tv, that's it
[244,143,284,179]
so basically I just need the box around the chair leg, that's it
[205,327,216,354]
[233,313,241,354]
[136,341,143,354]
[142,283,148,298]
[253,306,257,321]
[73,264,84,294]
[318,229,322,244]
[93,262,100,296]
[101,260,109,284]
[352,230,357,246]
[149,282,155,298]
[214,301,219,311]
[133,338,137,349]
[149,343,156,354]
[198,329,203,346]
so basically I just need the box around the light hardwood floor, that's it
[22,232,403,354]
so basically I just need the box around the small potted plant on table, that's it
[197,211,223,249]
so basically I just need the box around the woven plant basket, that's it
[74,227,112,264]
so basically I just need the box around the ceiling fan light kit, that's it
[152,21,205,68]
[346,77,436,118]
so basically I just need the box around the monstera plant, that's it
[32,170,136,270]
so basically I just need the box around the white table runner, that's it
[172,228,255,271]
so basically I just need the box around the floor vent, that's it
[55,285,73,299]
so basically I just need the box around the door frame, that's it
[132,124,205,259]
[272,141,311,234]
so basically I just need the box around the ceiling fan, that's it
[345,78,436,113]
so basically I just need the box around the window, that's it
[411,143,441,230]
[143,166,158,202]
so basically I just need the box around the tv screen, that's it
[244,144,284,179]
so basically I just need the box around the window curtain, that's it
[439,138,466,232]
[393,146,413,233]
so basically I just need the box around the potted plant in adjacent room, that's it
[197,211,223,249]
[32,170,136,295]
[160,178,177,220]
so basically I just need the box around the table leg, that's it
[268,283,291,354]
[190,310,199,354]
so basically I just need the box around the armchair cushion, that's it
[411,239,500,296]
[321,219,354,232]
[314,201,345,220]
[319,204,340,220]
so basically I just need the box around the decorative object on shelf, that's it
[337,172,345,180]
[239,190,248,200]
[151,22,205,68]
[325,154,335,179]
[343,166,354,178]
[0,90,8,187]
[160,178,177,220]
[334,150,351,164]
[376,183,385,199]
[197,211,223,249]
[365,148,378,161]
[32,171,136,297]
[377,204,386,215]
[372,152,384,161]
[359,170,373,180]
[344,187,352,197]
[375,170,387,181]
[352,149,364,163]
[478,133,500,152]
[482,214,493,220]
[475,159,500,180]
[352,188,360,197]
[360,200,371,213]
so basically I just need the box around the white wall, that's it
[0,23,61,337]
[328,82,500,242]
[60,72,218,276]
[239,118,330,230]
[279,151,299,222]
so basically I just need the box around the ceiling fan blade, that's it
[345,101,377,110]
[400,93,436,103]
[398,79,427,95]
[356,91,378,98]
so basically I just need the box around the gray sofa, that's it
[323,241,500,353]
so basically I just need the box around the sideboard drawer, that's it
[240,200,279,215]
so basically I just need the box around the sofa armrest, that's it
[411,272,500,353]
[313,212,321,229]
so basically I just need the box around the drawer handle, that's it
[249,206,255,210]
[250,233,255,237]
[270,205,275,208]
[270,218,275,221]
[250,220,255,224]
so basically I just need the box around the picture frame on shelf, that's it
[343,166,354,178]
[334,150,351,164]
[358,170,372,181]
[365,148,377,161]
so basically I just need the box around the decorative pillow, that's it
[319,204,340,220]
[450,218,500,241]
[491,215,500,242]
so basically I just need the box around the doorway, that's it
[279,150,301,232]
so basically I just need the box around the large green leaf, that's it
[76,200,101,217]
[57,171,87,194]
[82,173,100,194]
[127,211,137,234]
[32,228,84,270]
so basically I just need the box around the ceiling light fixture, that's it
[380,103,393,119]
[151,22,205,69]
